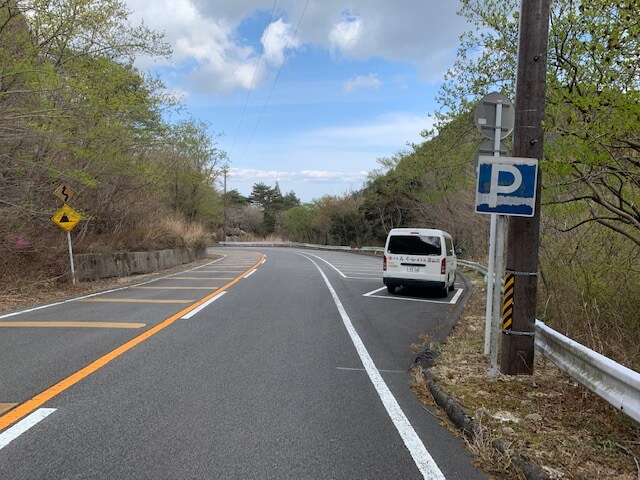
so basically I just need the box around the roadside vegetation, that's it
[1,0,224,293]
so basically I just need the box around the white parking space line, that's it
[364,287,389,296]
[0,408,56,450]
[334,269,381,273]
[299,252,346,278]
[345,277,385,281]
[0,256,230,320]
[300,253,445,480]
[297,254,385,280]
[331,264,379,268]
[363,287,463,305]
[181,292,227,319]
[331,262,380,266]
[450,287,464,304]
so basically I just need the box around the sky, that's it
[124,1,470,202]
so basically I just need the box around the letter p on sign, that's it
[475,156,538,217]
[489,164,522,207]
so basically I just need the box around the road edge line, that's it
[0,408,56,450]
[298,253,445,480]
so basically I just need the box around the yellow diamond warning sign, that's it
[52,204,82,232]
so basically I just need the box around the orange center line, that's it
[0,253,265,432]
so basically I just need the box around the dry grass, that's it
[420,270,640,479]
[136,216,211,250]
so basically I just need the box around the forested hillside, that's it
[1,1,226,290]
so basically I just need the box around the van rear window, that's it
[388,236,442,255]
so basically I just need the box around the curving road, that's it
[0,247,485,479]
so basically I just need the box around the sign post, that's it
[66,231,76,285]
[51,187,81,285]
[475,154,539,376]
[473,93,514,367]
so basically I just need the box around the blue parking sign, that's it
[475,156,538,217]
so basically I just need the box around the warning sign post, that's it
[51,203,82,284]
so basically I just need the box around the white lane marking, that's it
[298,252,346,278]
[336,367,405,374]
[300,254,446,480]
[364,287,387,296]
[450,287,463,304]
[334,270,381,275]
[0,408,56,450]
[261,257,267,265]
[331,266,381,271]
[243,269,257,279]
[0,255,231,320]
[363,287,463,305]
[343,277,383,281]
[180,292,227,319]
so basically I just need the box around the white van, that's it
[382,228,457,296]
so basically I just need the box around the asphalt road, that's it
[0,247,486,479]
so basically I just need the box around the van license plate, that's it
[407,266,420,273]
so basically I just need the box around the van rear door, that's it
[386,234,443,278]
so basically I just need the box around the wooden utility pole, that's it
[500,0,551,375]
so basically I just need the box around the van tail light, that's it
[383,255,387,271]
[441,258,446,275]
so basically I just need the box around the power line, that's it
[238,0,310,164]
[229,0,278,158]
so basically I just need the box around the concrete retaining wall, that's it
[75,247,206,281]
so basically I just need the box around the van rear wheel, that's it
[386,285,396,294]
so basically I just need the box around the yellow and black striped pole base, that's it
[501,273,515,330]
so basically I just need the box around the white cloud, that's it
[329,13,362,54]
[262,19,299,67]
[229,168,366,183]
[223,112,432,201]
[125,0,469,92]
[126,0,266,93]
[343,74,381,94]
[300,169,368,181]
[301,112,434,149]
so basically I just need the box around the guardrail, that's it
[535,321,640,423]
[457,259,488,277]
[219,241,384,254]
[456,259,640,423]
